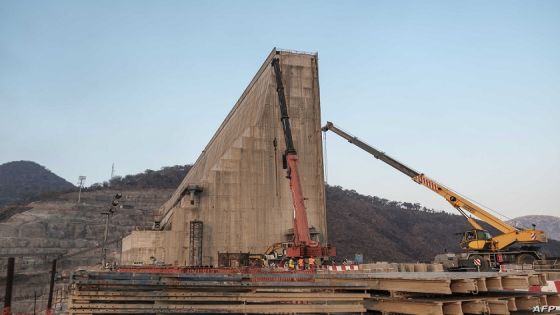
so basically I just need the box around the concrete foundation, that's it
[121,231,168,265]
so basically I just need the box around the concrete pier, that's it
[122,49,327,266]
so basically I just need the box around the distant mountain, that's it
[508,215,560,241]
[0,161,75,207]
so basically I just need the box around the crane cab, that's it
[460,229,492,250]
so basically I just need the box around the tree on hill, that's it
[91,165,192,190]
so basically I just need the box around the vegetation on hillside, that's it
[89,165,192,190]
[326,185,560,262]
[326,185,469,262]
[0,161,75,207]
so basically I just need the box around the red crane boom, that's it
[271,58,335,258]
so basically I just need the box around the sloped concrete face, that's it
[148,49,327,266]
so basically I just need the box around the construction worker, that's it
[297,257,304,270]
[309,256,315,270]
[288,258,295,270]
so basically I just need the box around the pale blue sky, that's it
[1,1,558,218]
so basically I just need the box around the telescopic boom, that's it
[322,121,546,251]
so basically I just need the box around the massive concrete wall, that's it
[121,230,168,264]
[122,49,327,266]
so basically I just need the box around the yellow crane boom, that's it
[322,121,546,252]
[411,174,546,250]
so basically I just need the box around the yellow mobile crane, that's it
[322,122,547,271]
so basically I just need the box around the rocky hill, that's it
[508,215,560,241]
[0,164,191,313]
[0,161,75,207]
[0,187,174,312]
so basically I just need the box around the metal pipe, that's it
[322,121,420,178]
[46,259,57,315]
[53,289,58,310]
[3,257,15,315]
[101,213,110,266]
[58,287,63,311]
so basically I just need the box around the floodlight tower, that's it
[101,193,122,267]
[77,176,86,203]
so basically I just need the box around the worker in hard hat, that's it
[309,256,316,270]
[297,257,304,270]
[288,258,295,270]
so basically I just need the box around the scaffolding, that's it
[189,221,203,266]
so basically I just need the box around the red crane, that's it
[271,58,335,259]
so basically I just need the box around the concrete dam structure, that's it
[122,49,328,266]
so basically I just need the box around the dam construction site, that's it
[2,49,560,315]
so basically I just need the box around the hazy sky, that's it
[1,1,559,219]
